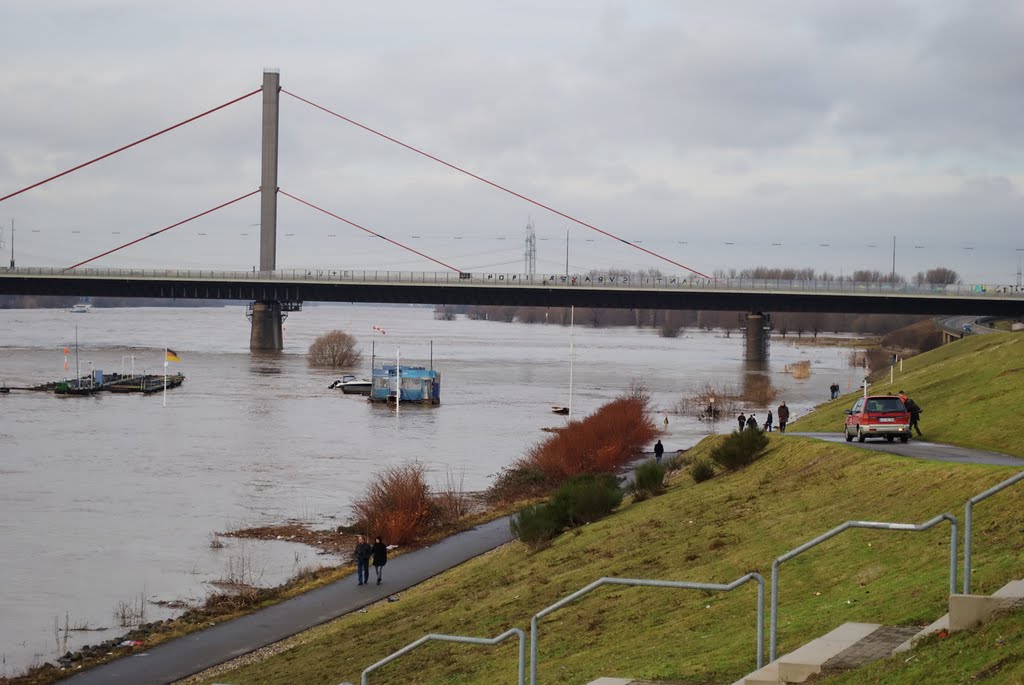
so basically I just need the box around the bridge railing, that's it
[5,266,1024,298]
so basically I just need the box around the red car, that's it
[844,395,911,443]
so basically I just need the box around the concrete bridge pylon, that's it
[250,69,300,351]
[744,312,771,361]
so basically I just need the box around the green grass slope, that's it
[196,444,1024,684]
[793,332,1024,455]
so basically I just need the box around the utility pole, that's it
[565,226,569,279]
[891,235,896,286]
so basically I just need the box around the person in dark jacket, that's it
[653,439,665,463]
[354,535,372,586]
[371,536,388,585]
[737,413,746,432]
[764,410,774,432]
[745,414,758,430]
[777,401,790,433]
[905,398,923,437]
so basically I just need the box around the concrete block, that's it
[734,661,779,685]
[949,594,1003,631]
[585,679,634,685]
[776,623,879,682]
[993,579,1024,599]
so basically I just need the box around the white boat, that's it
[329,374,372,395]
[69,304,92,313]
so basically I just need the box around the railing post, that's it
[964,471,1024,593]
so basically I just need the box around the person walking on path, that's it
[905,397,923,437]
[830,382,840,399]
[371,536,388,585]
[746,414,758,430]
[354,535,372,586]
[654,439,664,463]
[777,401,790,433]
[764,410,773,432]
[737,413,746,432]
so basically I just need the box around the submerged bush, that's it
[308,329,362,368]
[627,460,667,501]
[709,429,769,471]
[690,459,715,483]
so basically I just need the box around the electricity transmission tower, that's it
[524,218,536,276]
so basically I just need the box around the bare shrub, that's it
[784,360,811,379]
[308,330,362,368]
[113,592,147,627]
[352,462,432,545]
[431,468,476,529]
[676,382,740,420]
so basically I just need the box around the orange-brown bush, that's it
[515,389,657,484]
[351,463,431,545]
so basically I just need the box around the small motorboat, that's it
[69,303,92,313]
[329,374,372,395]
[551,406,570,415]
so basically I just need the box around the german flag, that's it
[165,349,181,363]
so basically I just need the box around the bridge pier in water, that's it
[744,312,771,361]
[249,301,284,350]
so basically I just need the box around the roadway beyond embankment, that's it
[789,432,1024,467]
[62,517,514,685]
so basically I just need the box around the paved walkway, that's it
[788,432,1024,467]
[63,516,514,685]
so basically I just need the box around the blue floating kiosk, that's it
[370,365,441,405]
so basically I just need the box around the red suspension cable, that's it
[65,189,260,270]
[2,88,262,204]
[282,88,711,279]
[279,190,462,273]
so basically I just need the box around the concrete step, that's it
[776,622,880,682]
[731,622,879,684]
[895,578,1024,652]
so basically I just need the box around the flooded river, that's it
[0,304,861,674]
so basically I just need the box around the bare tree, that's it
[308,330,363,368]
[914,267,961,285]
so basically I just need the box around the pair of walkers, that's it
[353,535,388,586]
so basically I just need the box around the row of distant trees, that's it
[710,266,961,286]
[434,266,963,337]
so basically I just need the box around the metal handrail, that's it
[529,574,765,685]
[360,628,525,685]
[769,514,957,661]
[964,471,1024,594]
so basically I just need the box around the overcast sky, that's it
[1,1,1022,283]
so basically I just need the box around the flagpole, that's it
[163,347,168,407]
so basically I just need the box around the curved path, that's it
[789,432,1024,467]
[63,517,514,685]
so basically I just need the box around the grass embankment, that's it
[193,456,1024,682]
[794,332,1024,456]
